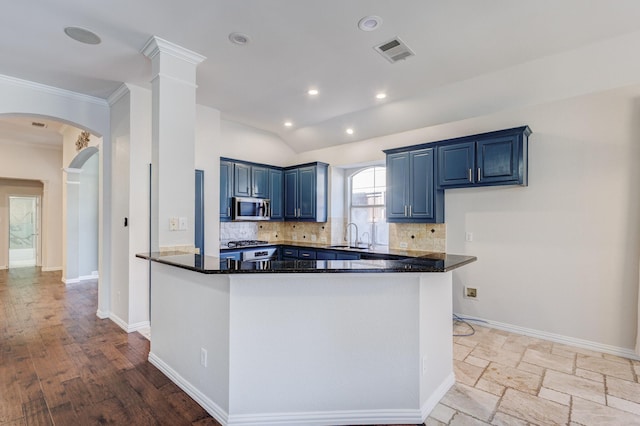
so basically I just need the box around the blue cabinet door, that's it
[298,248,316,260]
[297,166,317,219]
[386,152,409,220]
[220,161,233,221]
[284,169,298,219]
[269,168,284,220]
[409,149,434,219]
[220,250,241,261]
[316,250,336,260]
[252,166,270,198]
[234,163,251,196]
[195,170,205,253]
[477,135,519,185]
[437,142,475,188]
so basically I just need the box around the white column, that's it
[141,37,206,252]
[63,167,82,284]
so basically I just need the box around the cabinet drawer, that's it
[282,248,298,258]
[316,251,336,260]
[298,249,316,260]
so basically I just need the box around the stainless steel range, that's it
[225,239,269,249]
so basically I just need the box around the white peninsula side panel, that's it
[148,263,454,426]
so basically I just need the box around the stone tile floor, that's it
[425,321,640,425]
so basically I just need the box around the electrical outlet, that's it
[422,356,428,374]
[464,286,477,299]
[465,232,473,242]
[399,242,408,249]
[200,348,208,367]
[169,217,178,231]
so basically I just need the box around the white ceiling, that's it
[2,1,640,151]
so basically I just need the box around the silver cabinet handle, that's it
[468,168,472,182]
[404,205,408,216]
[302,253,310,257]
[409,205,412,217]
[477,168,481,182]
[227,207,231,216]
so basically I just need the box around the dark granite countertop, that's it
[136,251,476,274]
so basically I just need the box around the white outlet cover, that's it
[179,217,188,230]
[169,217,178,231]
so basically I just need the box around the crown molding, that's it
[141,36,206,65]
[0,74,109,107]
[107,83,130,106]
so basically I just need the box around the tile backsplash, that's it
[222,220,446,253]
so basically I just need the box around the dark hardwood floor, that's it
[0,267,220,426]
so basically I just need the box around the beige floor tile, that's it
[475,378,505,397]
[470,346,522,368]
[603,353,635,365]
[571,396,640,425]
[538,386,571,405]
[454,360,484,387]
[575,367,604,383]
[522,347,574,373]
[481,362,541,395]
[439,383,500,422]
[428,403,456,424]
[491,411,529,426]
[465,356,489,369]
[551,345,578,359]
[454,343,473,361]
[517,361,545,376]
[607,395,640,416]
[543,369,605,404]
[424,417,447,426]
[552,343,605,358]
[607,376,640,404]
[449,411,491,425]
[498,388,569,425]
[577,354,635,381]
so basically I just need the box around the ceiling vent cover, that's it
[374,37,415,63]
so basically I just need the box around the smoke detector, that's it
[374,37,415,63]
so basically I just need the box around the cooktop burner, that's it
[226,240,269,248]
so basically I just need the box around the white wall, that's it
[220,120,296,167]
[297,85,640,353]
[78,152,99,277]
[0,140,62,270]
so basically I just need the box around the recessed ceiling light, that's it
[376,93,387,100]
[229,32,250,45]
[308,89,319,96]
[358,16,383,31]
[346,128,354,135]
[64,26,101,45]
[284,121,293,127]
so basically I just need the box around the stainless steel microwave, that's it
[232,197,271,221]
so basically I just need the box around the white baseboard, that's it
[108,312,150,334]
[148,352,229,425]
[422,372,455,419]
[62,277,80,284]
[79,273,99,281]
[455,313,640,361]
[63,274,99,285]
[0,265,7,270]
[41,266,62,272]
[148,351,441,426]
[96,309,109,319]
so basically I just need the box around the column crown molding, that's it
[63,167,83,174]
[141,36,206,65]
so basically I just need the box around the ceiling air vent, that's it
[374,37,415,64]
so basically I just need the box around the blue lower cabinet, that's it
[316,251,336,260]
[298,249,316,260]
[281,247,298,260]
[337,252,360,260]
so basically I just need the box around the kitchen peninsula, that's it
[138,249,476,426]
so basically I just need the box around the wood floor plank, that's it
[0,268,217,425]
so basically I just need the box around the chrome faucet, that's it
[360,231,371,249]
[345,222,359,247]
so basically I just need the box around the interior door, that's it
[8,196,39,268]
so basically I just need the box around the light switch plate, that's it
[179,217,187,230]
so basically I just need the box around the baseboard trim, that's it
[127,320,150,333]
[148,352,439,426]
[421,372,455,419]
[148,352,229,425]
[63,274,99,285]
[79,273,99,281]
[0,265,7,270]
[96,309,109,319]
[108,313,150,334]
[41,266,62,272]
[455,313,640,361]
[62,277,80,285]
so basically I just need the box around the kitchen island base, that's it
[148,262,454,425]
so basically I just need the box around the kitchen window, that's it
[349,166,388,247]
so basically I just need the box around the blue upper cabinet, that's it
[437,126,531,189]
[385,147,444,223]
[220,161,233,221]
[284,162,328,222]
[234,162,270,198]
[269,168,284,220]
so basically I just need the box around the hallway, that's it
[0,268,218,425]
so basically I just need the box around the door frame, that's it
[7,194,42,268]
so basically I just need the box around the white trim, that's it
[96,309,109,319]
[141,36,206,65]
[150,72,199,89]
[41,266,62,272]
[148,352,229,424]
[127,320,151,333]
[455,313,640,361]
[109,312,129,332]
[62,277,80,285]
[78,273,99,281]
[63,167,83,174]
[107,83,129,106]
[0,73,109,106]
[0,265,7,270]
[421,372,455,419]
[147,351,445,426]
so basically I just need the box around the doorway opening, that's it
[8,195,40,268]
